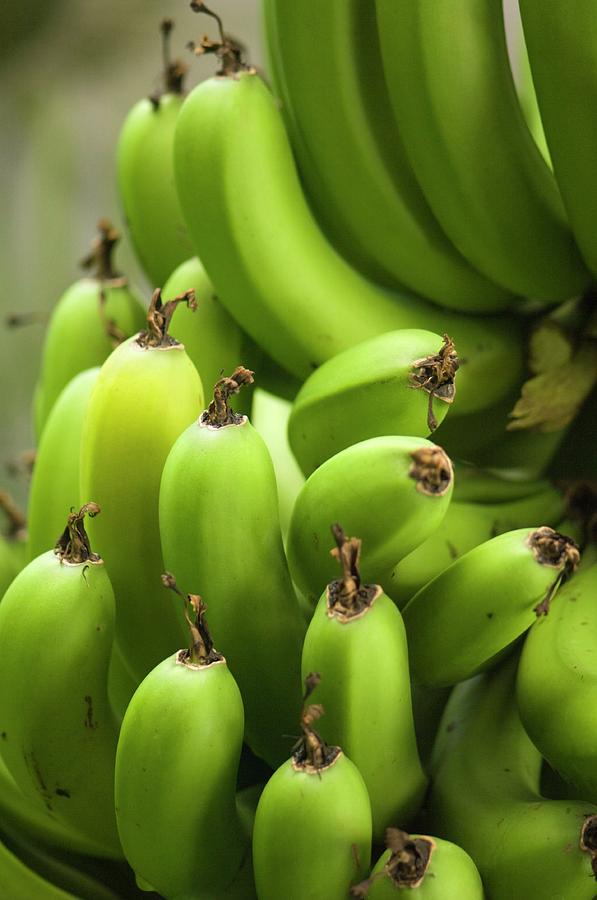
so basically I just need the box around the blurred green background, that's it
[0,0,262,510]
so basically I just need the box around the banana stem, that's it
[80,219,125,283]
[54,503,101,565]
[201,366,255,427]
[160,19,187,96]
[327,524,377,619]
[410,334,459,432]
[292,673,340,773]
[188,2,248,76]
[161,572,222,666]
[137,288,196,349]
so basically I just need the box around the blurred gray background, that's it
[0,0,262,509]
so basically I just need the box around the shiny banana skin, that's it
[288,330,458,477]
[354,831,483,899]
[80,297,203,682]
[252,699,372,900]
[287,436,454,607]
[375,0,590,300]
[519,1,597,277]
[173,68,524,404]
[386,484,565,608]
[266,0,511,309]
[403,527,579,687]
[0,834,74,900]
[0,510,121,858]
[301,534,426,840]
[27,367,99,561]
[115,649,248,899]
[159,371,305,767]
[428,656,597,899]
[516,555,597,803]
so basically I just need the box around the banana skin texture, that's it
[375,0,589,300]
[301,532,427,840]
[520,1,597,277]
[80,304,204,683]
[159,371,305,768]
[115,651,248,900]
[428,656,597,899]
[288,330,458,477]
[353,831,483,899]
[174,68,524,407]
[27,367,100,561]
[287,436,454,607]
[403,526,580,687]
[0,513,121,859]
[517,557,597,803]
[267,0,511,309]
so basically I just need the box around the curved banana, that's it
[116,19,194,287]
[159,368,305,767]
[265,0,510,310]
[114,581,249,899]
[301,527,426,840]
[0,504,121,858]
[288,331,459,477]
[34,221,145,439]
[0,834,74,899]
[173,56,524,406]
[386,483,565,608]
[252,678,372,900]
[519,1,597,277]
[287,436,454,606]
[350,828,483,899]
[428,656,597,898]
[402,527,580,687]
[27,367,99,561]
[517,556,597,803]
[80,289,203,682]
[375,0,589,299]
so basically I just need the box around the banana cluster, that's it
[2,1,597,898]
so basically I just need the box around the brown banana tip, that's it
[200,365,255,427]
[409,446,453,496]
[54,503,101,565]
[327,524,377,620]
[137,288,195,349]
[383,829,435,888]
[410,334,459,432]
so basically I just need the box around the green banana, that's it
[159,368,305,767]
[350,829,483,899]
[116,19,194,287]
[288,330,459,477]
[514,6,552,169]
[0,504,121,858]
[403,526,580,687]
[516,554,597,803]
[0,834,74,899]
[114,579,249,899]
[34,221,145,439]
[80,288,203,682]
[266,0,511,309]
[386,483,565,608]
[287,436,454,607]
[0,492,27,598]
[375,0,589,299]
[173,46,524,405]
[451,460,552,504]
[301,527,426,840]
[252,676,372,900]
[519,1,597,278]
[27,367,99,561]
[428,656,597,898]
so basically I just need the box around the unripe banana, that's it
[116,20,194,287]
[252,676,372,900]
[27,367,99,561]
[159,368,305,767]
[451,460,552,504]
[287,436,453,607]
[428,655,597,898]
[301,527,426,840]
[403,526,580,686]
[516,555,597,803]
[386,484,565,608]
[0,504,121,858]
[114,579,248,899]
[288,331,458,477]
[0,835,73,900]
[350,828,483,899]
[80,289,203,682]
[34,221,145,439]
[173,47,524,407]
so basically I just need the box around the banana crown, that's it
[326,523,379,621]
[351,828,434,896]
[161,572,223,667]
[527,526,580,615]
[200,365,255,428]
[136,287,196,349]
[409,334,459,431]
[291,673,341,774]
[409,445,453,496]
[54,502,101,565]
